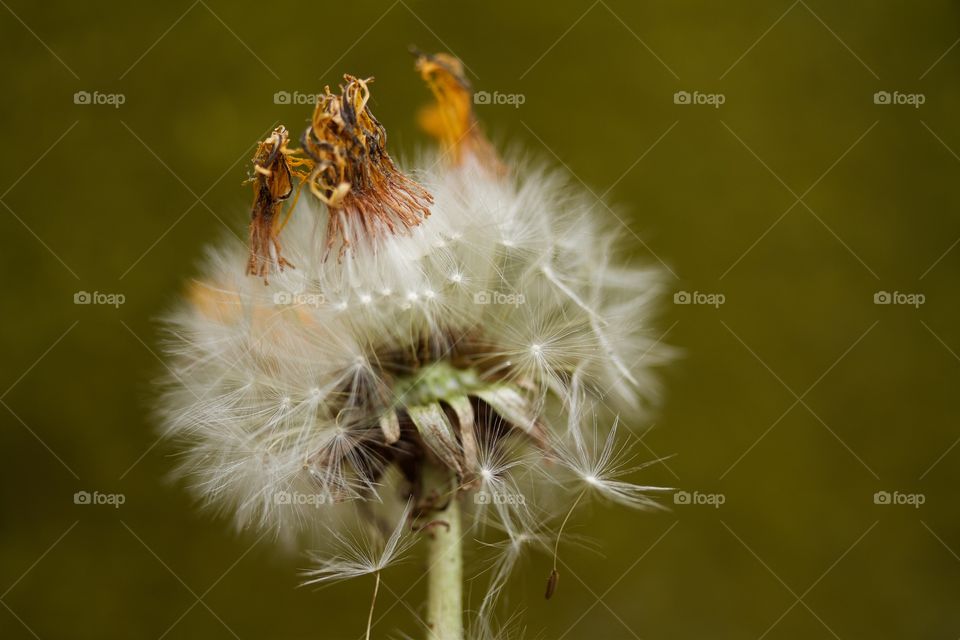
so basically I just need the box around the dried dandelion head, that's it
[245,125,311,279]
[301,75,433,255]
[414,50,505,175]
[158,50,672,638]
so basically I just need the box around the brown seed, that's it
[545,569,559,600]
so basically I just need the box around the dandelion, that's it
[157,49,672,639]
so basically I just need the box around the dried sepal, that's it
[301,75,433,255]
[475,386,548,448]
[379,410,401,444]
[444,395,479,476]
[407,402,463,475]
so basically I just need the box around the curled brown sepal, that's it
[245,125,312,282]
[301,75,433,257]
[413,49,506,176]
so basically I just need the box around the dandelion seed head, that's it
[156,56,672,628]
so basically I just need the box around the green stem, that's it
[422,465,463,640]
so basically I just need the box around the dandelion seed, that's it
[301,501,415,584]
[476,524,550,621]
[554,418,673,510]
[303,501,415,639]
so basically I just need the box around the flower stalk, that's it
[421,463,464,640]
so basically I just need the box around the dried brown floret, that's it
[413,50,506,176]
[301,75,433,256]
[245,125,312,281]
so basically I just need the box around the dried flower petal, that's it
[301,75,433,255]
[246,125,312,281]
[414,50,505,175]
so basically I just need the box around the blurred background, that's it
[2,1,960,637]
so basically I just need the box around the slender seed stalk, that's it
[553,489,585,569]
[547,489,586,599]
[422,464,464,640]
[365,571,381,640]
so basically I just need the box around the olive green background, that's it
[2,1,959,638]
